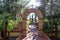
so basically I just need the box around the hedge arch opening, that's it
[22,8,44,38]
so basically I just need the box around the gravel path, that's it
[22,25,50,40]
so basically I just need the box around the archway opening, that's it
[22,9,44,38]
[26,13,39,33]
[16,9,50,40]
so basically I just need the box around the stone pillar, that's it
[22,19,27,38]
[38,18,44,36]
[16,22,23,40]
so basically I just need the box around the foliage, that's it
[0,0,30,31]
[7,20,18,31]
[26,20,30,27]
[7,20,14,31]
[0,19,5,30]
[0,13,13,30]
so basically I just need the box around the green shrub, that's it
[26,20,30,27]
[7,20,14,31]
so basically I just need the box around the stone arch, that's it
[22,8,44,38]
